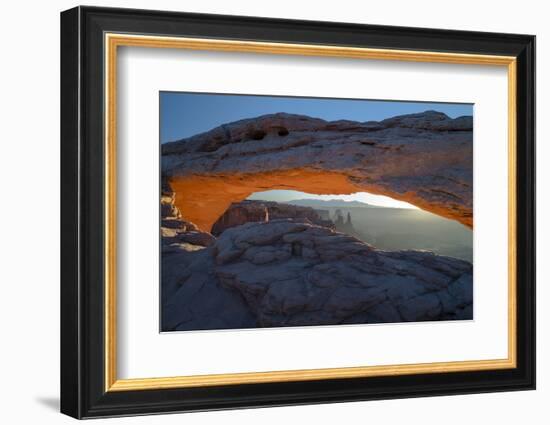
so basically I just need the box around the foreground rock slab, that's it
[162,219,473,331]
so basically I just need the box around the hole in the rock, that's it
[248,129,266,140]
[277,127,289,137]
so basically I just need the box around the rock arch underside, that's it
[160,111,474,331]
[162,111,473,232]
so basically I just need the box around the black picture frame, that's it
[60,5,536,419]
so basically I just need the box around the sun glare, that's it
[247,190,419,209]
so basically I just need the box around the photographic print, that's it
[61,9,535,417]
[160,93,473,332]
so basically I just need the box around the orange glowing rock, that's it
[163,112,473,231]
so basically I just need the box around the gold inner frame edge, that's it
[104,33,518,392]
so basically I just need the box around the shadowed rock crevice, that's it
[162,111,473,231]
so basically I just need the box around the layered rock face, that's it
[162,111,473,231]
[161,189,216,251]
[162,219,473,331]
[211,200,334,236]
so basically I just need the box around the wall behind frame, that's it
[0,1,543,424]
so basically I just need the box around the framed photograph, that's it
[60,6,535,419]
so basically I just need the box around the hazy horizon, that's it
[248,190,418,210]
[246,190,472,261]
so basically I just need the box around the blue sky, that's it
[160,92,473,143]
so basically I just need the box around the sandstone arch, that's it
[162,111,473,232]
